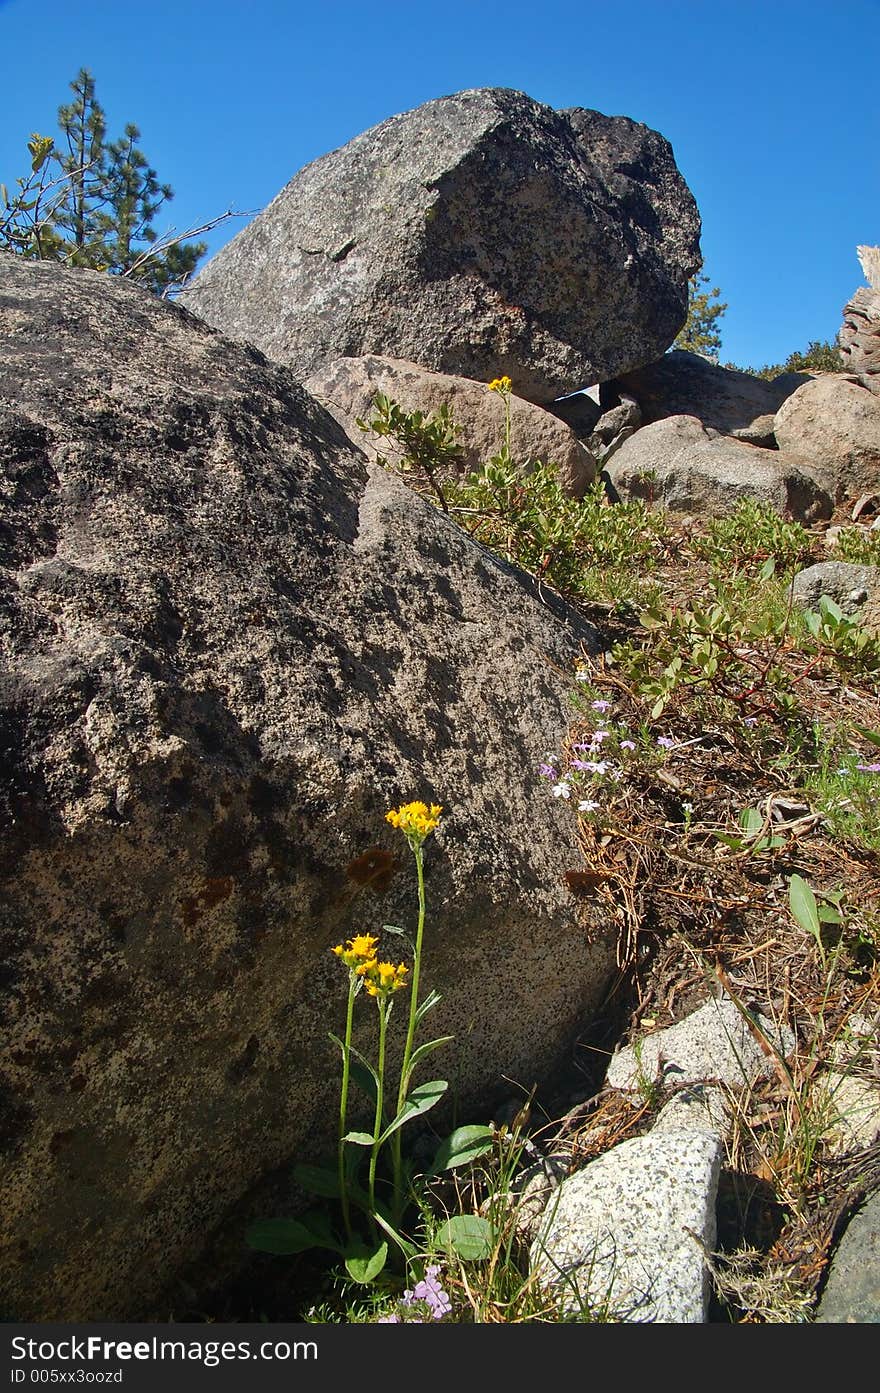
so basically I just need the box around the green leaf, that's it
[342,1130,375,1147]
[816,905,842,925]
[372,1210,417,1259]
[377,1079,448,1145]
[291,1164,341,1198]
[348,1053,379,1106]
[414,987,442,1025]
[712,832,745,850]
[27,134,54,173]
[246,1212,341,1256]
[759,557,777,580]
[819,595,843,623]
[406,1035,455,1075]
[428,1124,495,1175]
[738,807,763,835]
[789,873,821,938]
[853,723,880,749]
[436,1214,495,1261]
[344,1240,388,1284]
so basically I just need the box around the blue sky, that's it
[2,0,878,372]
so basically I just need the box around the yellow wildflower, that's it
[332,933,379,971]
[487,375,512,394]
[363,960,409,997]
[385,801,443,842]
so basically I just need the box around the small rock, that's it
[815,1189,880,1322]
[774,375,880,500]
[652,1084,730,1140]
[530,1127,722,1322]
[549,391,602,439]
[818,1072,880,1154]
[605,995,796,1093]
[791,561,880,616]
[852,492,880,522]
[305,354,596,496]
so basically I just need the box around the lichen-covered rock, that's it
[774,375,880,499]
[605,415,833,522]
[179,87,701,403]
[304,355,597,496]
[608,350,811,445]
[0,258,616,1320]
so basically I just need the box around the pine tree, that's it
[2,68,207,294]
[52,68,110,269]
[674,272,728,361]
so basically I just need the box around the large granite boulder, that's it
[607,350,811,446]
[0,258,616,1320]
[304,355,597,496]
[179,87,701,403]
[773,375,880,500]
[605,415,833,522]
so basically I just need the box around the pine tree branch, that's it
[119,207,255,295]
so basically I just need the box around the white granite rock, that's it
[605,995,796,1093]
[652,1083,730,1140]
[530,1127,722,1322]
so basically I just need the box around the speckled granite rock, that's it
[304,355,597,496]
[530,1126,722,1322]
[816,1189,880,1322]
[608,350,811,445]
[0,256,617,1320]
[791,560,880,634]
[604,995,796,1093]
[652,1084,730,1140]
[180,87,700,403]
[774,375,880,500]
[605,415,832,522]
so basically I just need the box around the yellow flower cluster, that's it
[385,801,443,841]
[487,375,512,394]
[362,959,409,997]
[332,933,379,971]
[332,934,408,998]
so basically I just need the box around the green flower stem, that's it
[368,996,389,1219]
[337,973,358,1241]
[391,838,426,1219]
